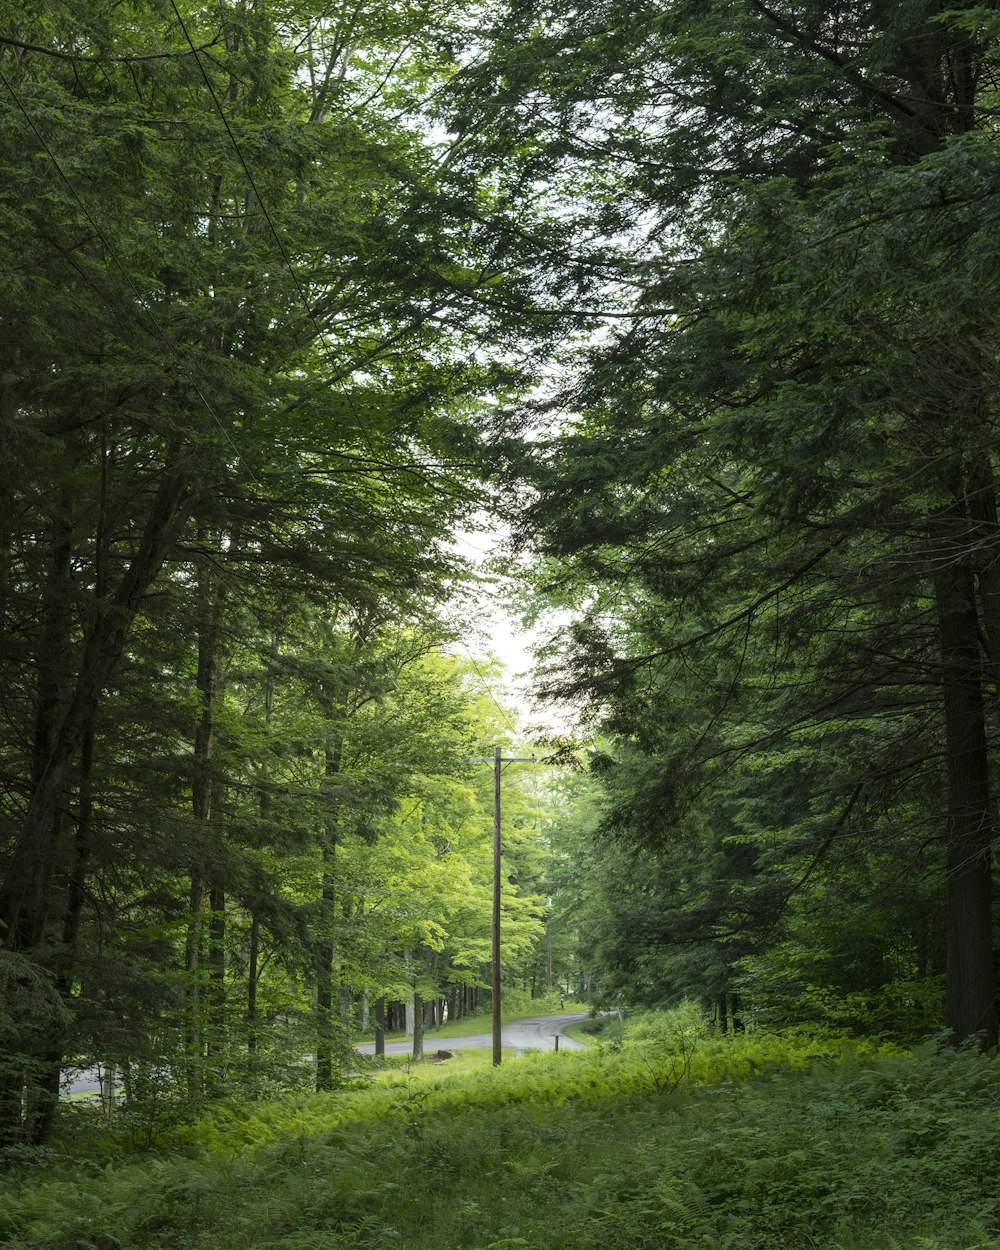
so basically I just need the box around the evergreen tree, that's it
[0,0,528,1146]
[453,0,1000,1043]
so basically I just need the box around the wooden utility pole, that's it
[469,747,536,1065]
[546,896,554,990]
[492,746,502,1067]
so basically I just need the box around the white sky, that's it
[450,518,574,739]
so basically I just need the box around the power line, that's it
[168,0,388,467]
[454,642,521,737]
[0,31,224,63]
[0,67,259,485]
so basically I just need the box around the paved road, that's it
[64,1013,591,1094]
[67,1073,104,1096]
[355,1011,591,1056]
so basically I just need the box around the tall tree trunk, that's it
[315,837,336,1092]
[374,997,385,1057]
[187,544,226,1099]
[207,770,228,1082]
[968,454,1000,708]
[185,865,207,1099]
[412,992,425,1060]
[930,495,998,1047]
[60,715,95,994]
[208,883,226,1087]
[339,898,354,1024]
[247,910,260,1054]
[247,630,277,1061]
[403,948,414,1036]
[315,733,342,1092]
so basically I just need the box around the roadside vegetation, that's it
[362,990,587,1045]
[4,1009,999,1250]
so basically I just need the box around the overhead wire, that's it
[167,0,419,470]
[453,641,522,738]
[0,31,226,63]
[0,65,260,485]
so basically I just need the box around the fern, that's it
[2,1035,999,1250]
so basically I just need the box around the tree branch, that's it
[0,32,223,63]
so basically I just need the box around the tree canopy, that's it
[446,0,1000,1044]
[4,0,1000,1154]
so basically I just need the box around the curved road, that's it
[65,1013,590,1095]
[355,1011,590,1057]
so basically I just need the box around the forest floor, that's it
[4,1027,1000,1249]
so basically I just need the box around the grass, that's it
[3,1016,998,1250]
[362,1048,518,1081]
[370,1014,497,1042]
[360,997,589,1044]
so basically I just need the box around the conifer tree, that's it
[0,0,525,1144]
[453,0,1000,1043]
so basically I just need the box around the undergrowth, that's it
[2,1023,999,1250]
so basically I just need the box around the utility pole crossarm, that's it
[465,757,537,763]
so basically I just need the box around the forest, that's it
[3,0,1000,1246]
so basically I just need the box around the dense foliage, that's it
[8,1020,1000,1250]
[0,0,566,1149]
[5,0,1000,1193]
[451,0,1000,1042]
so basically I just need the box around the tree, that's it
[0,0,531,1146]
[452,0,1000,1043]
